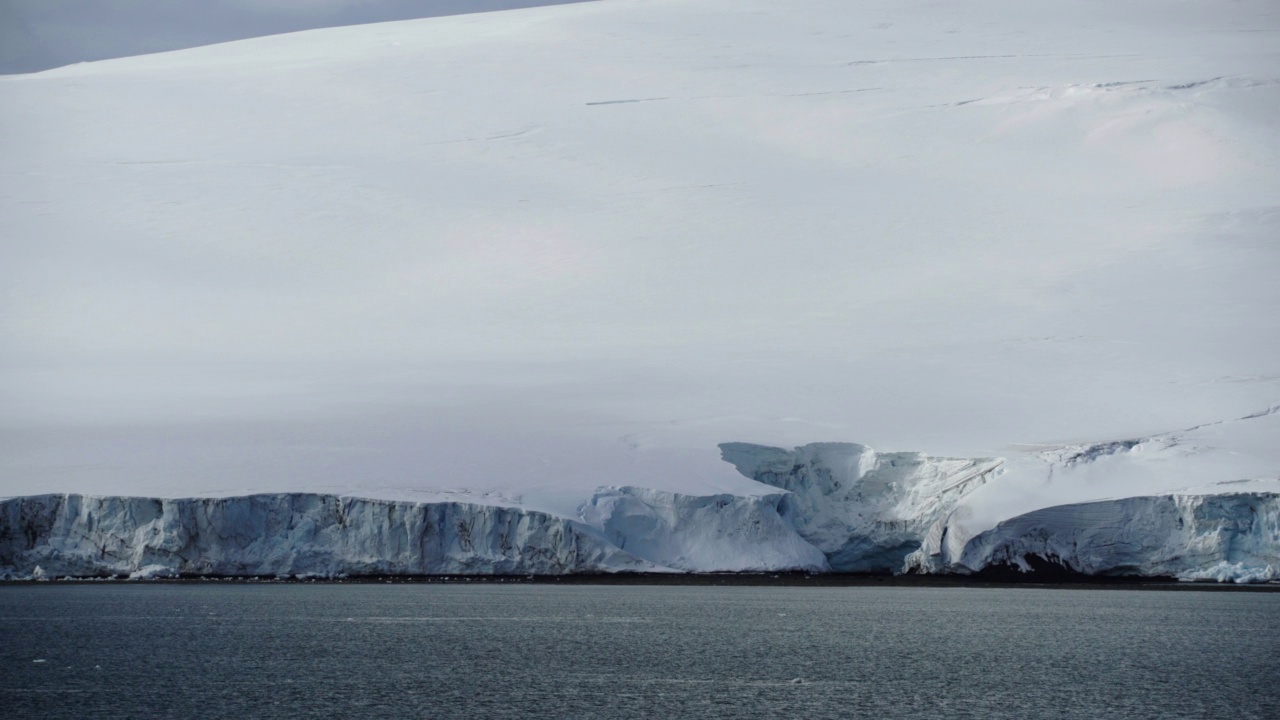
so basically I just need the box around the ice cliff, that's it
[3,435,1277,581]
[0,488,830,578]
[0,494,658,578]
[905,492,1280,582]
[719,443,1002,571]
[902,409,1280,582]
[580,487,828,572]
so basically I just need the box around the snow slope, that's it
[1,1,1278,578]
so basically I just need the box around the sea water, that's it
[1,584,1277,719]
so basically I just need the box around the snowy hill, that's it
[1,0,1277,579]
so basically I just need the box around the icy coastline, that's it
[4,442,1275,583]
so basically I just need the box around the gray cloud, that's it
[0,0,592,74]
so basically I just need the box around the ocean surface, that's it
[1,583,1277,719]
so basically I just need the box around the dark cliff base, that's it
[403,572,1274,591]
[8,570,1277,591]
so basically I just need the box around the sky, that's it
[0,0,591,74]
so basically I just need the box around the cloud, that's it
[0,0,591,73]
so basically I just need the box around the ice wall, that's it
[4,440,1276,581]
[0,494,657,578]
[905,493,1280,582]
[719,442,1002,571]
[0,489,831,578]
[580,487,828,572]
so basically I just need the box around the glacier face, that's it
[720,443,1001,571]
[3,430,1278,581]
[0,488,832,578]
[902,408,1280,582]
[0,494,657,578]
[0,445,1000,578]
[905,493,1280,582]
[580,486,828,573]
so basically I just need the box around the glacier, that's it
[0,486,831,578]
[579,486,828,572]
[2,1,1278,583]
[901,407,1280,582]
[0,442,1004,578]
[719,443,1002,572]
[904,493,1280,582]
[6,427,1275,581]
[0,493,658,578]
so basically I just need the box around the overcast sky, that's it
[0,0,590,74]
